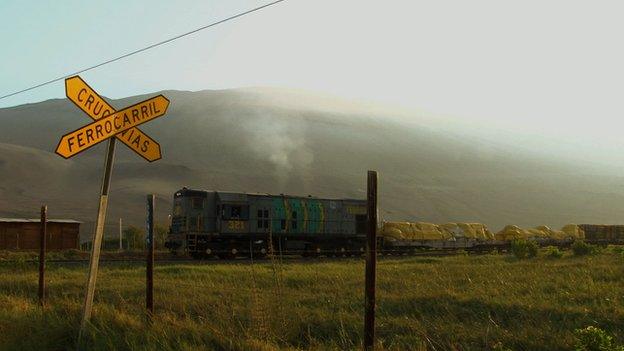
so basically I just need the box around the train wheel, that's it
[311,247,322,257]
[223,248,238,260]
[255,247,268,259]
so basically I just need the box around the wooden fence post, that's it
[119,218,123,251]
[146,194,155,319]
[38,205,47,307]
[364,170,378,350]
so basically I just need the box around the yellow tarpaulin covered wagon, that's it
[381,221,494,241]
[494,225,531,241]
[380,222,451,241]
[496,224,585,241]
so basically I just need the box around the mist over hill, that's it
[1,88,623,241]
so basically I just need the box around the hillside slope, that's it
[1,88,623,240]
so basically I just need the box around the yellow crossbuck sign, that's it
[64,76,163,161]
[56,76,169,159]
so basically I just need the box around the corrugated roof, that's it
[0,218,82,224]
[180,188,364,202]
[216,192,249,203]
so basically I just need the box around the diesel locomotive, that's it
[166,187,368,258]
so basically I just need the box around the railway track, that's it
[10,250,471,265]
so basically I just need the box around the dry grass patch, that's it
[0,253,622,350]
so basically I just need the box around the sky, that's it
[2,0,624,159]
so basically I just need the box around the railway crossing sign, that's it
[56,76,170,338]
[64,76,163,161]
[57,76,169,160]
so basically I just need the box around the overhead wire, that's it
[0,0,288,101]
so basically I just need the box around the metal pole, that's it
[119,218,123,251]
[79,138,116,334]
[146,194,155,319]
[38,205,47,307]
[364,170,378,351]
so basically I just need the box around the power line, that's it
[0,0,288,101]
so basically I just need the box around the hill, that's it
[1,88,623,240]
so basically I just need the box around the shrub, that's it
[574,326,624,351]
[527,241,539,257]
[124,225,146,250]
[545,246,563,258]
[511,240,539,259]
[607,245,624,255]
[572,241,598,256]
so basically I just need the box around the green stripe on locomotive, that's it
[272,197,284,232]
[307,199,316,233]
[269,197,327,235]
[291,198,304,234]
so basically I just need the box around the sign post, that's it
[364,170,378,351]
[38,205,47,307]
[79,137,116,333]
[55,76,169,338]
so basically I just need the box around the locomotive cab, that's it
[216,193,250,234]
[166,188,216,253]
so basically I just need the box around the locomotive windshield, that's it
[221,204,249,220]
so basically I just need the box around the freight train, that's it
[165,187,624,258]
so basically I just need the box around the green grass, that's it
[0,252,623,350]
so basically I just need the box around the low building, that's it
[0,218,81,250]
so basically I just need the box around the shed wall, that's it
[0,222,80,250]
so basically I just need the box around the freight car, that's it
[377,221,504,253]
[166,188,368,258]
[378,222,585,253]
[578,224,624,245]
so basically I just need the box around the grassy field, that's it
[0,251,623,350]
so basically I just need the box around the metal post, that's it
[38,205,47,307]
[364,170,378,350]
[119,218,123,251]
[146,194,155,318]
[79,138,116,334]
